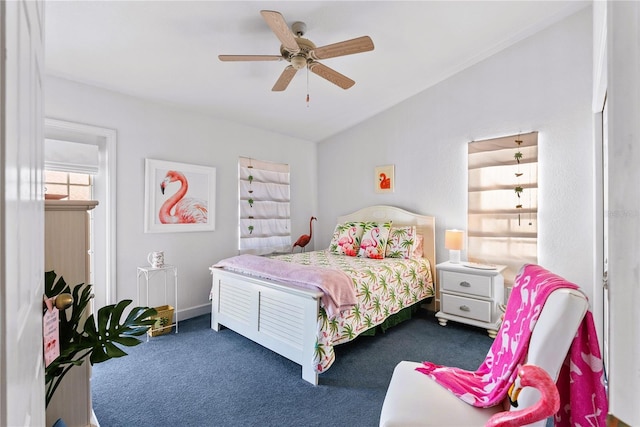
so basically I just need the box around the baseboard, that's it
[176,303,211,321]
[608,414,632,427]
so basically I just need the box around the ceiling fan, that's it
[218,10,374,91]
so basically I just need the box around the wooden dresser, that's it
[45,200,98,427]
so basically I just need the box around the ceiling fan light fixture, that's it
[291,55,307,70]
[219,10,374,91]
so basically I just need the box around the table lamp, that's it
[445,229,464,264]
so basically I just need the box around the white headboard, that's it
[337,205,437,283]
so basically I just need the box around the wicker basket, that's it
[148,305,174,337]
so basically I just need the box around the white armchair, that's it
[379,287,589,427]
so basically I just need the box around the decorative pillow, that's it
[329,222,364,257]
[385,226,417,259]
[358,221,392,259]
[411,234,424,259]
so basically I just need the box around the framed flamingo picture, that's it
[375,164,395,193]
[144,159,216,233]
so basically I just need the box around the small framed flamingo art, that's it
[375,164,395,193]
[144,159,216,233]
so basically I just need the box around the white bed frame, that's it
[210,205,436,385]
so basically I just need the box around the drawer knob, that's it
[459,281,471,287]
[459,305,471,312]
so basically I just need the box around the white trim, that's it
[592,110,605,359]
[591,0,607,389]
[44,118,117,305]
[592,0,607,112]
[178,303,211,321]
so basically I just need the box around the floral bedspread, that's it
[272,249,434,374]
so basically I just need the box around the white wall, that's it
[45,76,317,318]
[606,1,640,423]
[317,8,595,299]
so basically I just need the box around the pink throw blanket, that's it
[417,264,608,427]
[213,254,357,317]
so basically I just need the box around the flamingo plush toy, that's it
[485,364,560,427]
[292,216,316,252]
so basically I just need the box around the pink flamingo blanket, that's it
[416,264,608,426]
[213,254,357,317]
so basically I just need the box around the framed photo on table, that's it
[144,159,216,233]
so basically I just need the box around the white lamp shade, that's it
[445,229,464,263]
[445,229,464,250]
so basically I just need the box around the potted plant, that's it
[44,270,157,407]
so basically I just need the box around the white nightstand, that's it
[435,261,506,338]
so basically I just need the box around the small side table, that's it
[435,261,506,338]
[137,265,178,338]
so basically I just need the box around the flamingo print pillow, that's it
[357,221,392,259]
[329,222,364,257]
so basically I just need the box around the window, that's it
[44,138,98,200]
[238,157,291,255]
[44,171,93,200]
[467,132,538,284]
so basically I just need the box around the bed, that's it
[209,205,436,385]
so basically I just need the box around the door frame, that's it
[592,0,608,378]
[593,99,608,375]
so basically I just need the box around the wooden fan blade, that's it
[218,55,282,62]
[309,36,374,60]
[272,66,298,91]
[308,62,355,90]
[260,10,300,55]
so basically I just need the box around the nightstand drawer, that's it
[440,270,492,298]
[441,293,492,323]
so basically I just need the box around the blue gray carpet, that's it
[91,309,493,427]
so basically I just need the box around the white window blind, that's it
[468,132,538,284]
[45,138,99,174]
[238,157,291,255]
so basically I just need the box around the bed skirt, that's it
[360,299,431,336]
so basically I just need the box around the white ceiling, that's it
[45,1,589,142]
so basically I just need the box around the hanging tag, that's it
[43,308,60,367]
[44,295,53,312]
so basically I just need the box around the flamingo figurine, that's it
[485,365,560,427]
[292,216,316,252]
[159,170,208,224]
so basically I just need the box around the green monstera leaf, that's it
[44,270,156,407]
[83,300,157,364]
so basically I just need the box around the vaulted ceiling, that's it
[45,1,589,142]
